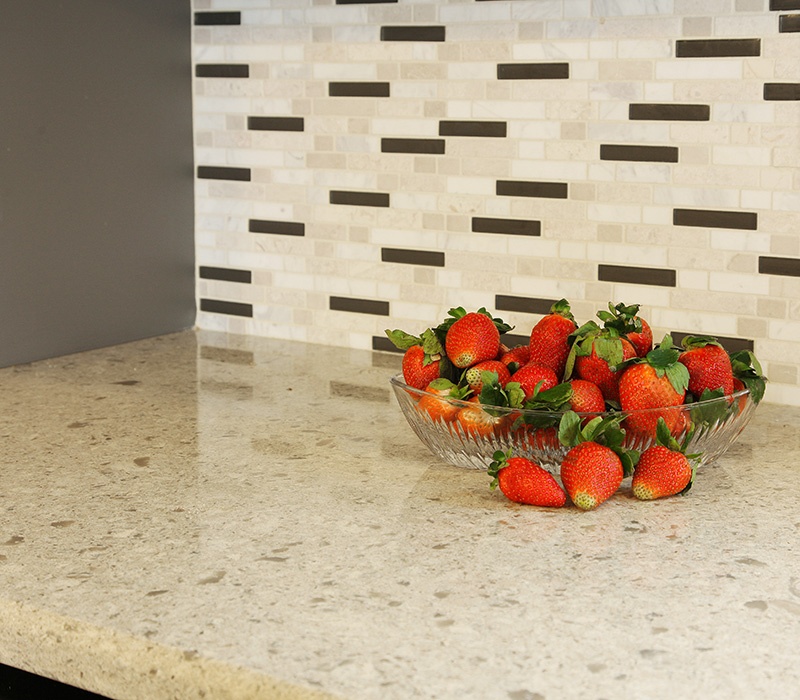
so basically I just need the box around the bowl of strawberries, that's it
[387,301,767,476]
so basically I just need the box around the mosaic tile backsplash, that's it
[192,0,800,406]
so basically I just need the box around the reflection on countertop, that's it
[0,330,799,700]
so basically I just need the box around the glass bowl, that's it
[390,374,757,471]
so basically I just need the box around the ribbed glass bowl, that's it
[390,374,757,471]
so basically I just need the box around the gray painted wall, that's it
[0,0,195,368]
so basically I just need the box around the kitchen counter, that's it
[1,330,799,700]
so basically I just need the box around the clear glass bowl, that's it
[390,374,757,471]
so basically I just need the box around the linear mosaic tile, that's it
[372,336,401,353]
[329,82,391,97]
[194,64,249,78]
[675,38,761,58]
[381,138,445,154]
[764,83,800,100]
[628,103,710,121]
[502,333,530,348]
[495,180,568,199]
[330,296,390,316]
[770,0,800,10]
[673,208,758,230]
[200,299,253,318]
[337,0,397,4]
[600,144,679,163]
[249,219,305,237]
[247,116,304,132]
[380,26,445,42]
[759,256,800,277]
[199,266,252,284]
[598,264,677,288]
[330,190,390,208]
[439,121,507,138]
[672,332,754,354]
[497,63,570,80]
[495,295,558,316]
[197,166,251,182]
[779,14,800,31]
[381,248,445,267]
[472,217,541,236]
[193,12,241,25]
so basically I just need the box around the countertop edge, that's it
[0,597,339,700]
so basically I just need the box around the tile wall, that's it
[192,0,800,406]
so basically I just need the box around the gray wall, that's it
[0,0,195,368]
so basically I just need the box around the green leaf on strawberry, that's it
[558,410,639,477]
[478,373,525,416]
[729,349,767,404]
[384,328,421,350]
[514,382,574,429]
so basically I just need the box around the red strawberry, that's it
[528,298,577,379]
[631,418,697,500]
[443,309,505,369]
[416,378,469,424]
[678,336,734,398]
[463,360,511,394]
[385,327,450,389]
[510,363,559,401]
[597,302,653,357]
[569,322,637,404]
[568,379,606,415]
[488,449,566,507]
[499,344,531,373]
[557,412,638,511]
[618,335,689,437]
[456,398,510,439]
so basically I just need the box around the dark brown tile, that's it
[249,219,305,236]
[195,64,249,78]
[199,266,252,283]
[600,144,679,163]
[381,248,445,267]
[330,190,390,207]
[502,332,530,347]
[598,264,676,287]
[197,166,251,182]
[329,82,391,97]
[439,120,507,137]
[764,82,800,100]
[472,216,541,236]
[758,255,800,277]
[200,299,253,317]
[372,336,403,353]
[496,180,568,198]
[495,295,558,315]
[337,0,397,3]
[330,296,390,316]
[629,103,710,121]
[673,208,758,230]
[675,38,761,57]
[380,26,445,42]
[497,62,569,80]
[770,0,800,10]
[247,116,304,131]
[381,138,445,154]
[779,14,800,31]
[194,11,241,25]
[671,332,754,354]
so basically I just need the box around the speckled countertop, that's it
[1,330,799,700]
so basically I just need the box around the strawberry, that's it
[509,382,573,451]
[557,412,639,511]
[527,298,577,379]
[632,418,698,500]
[618,335,689,437]
[488,449,566,507]
[567,322,637,404]
[597,301,653,357]
[440,307,512,369]
[499,344,531,373]
[678,336,734,398]
[568,379,606,415]
[385,327,452,389]
[510,363,559,401]
[416,378,470,424]
[456,398,510,439]
[463,360,511,394]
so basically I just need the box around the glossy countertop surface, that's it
[1,330,799,700]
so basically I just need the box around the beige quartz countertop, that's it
[1,330,799,700]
